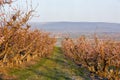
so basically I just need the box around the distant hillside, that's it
[30,22,120,33]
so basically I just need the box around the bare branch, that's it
[0,0,13,5]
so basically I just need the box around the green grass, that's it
[8,47,90,80]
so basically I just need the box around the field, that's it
[1,34,120,80]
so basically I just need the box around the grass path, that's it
[9,47,90,80]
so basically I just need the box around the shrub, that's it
[62,36,120,79]
[0,0,56,68]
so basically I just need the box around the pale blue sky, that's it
[14,0,120,23]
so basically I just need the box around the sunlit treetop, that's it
[0,0,12,5]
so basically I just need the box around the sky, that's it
[12,0,120,23]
